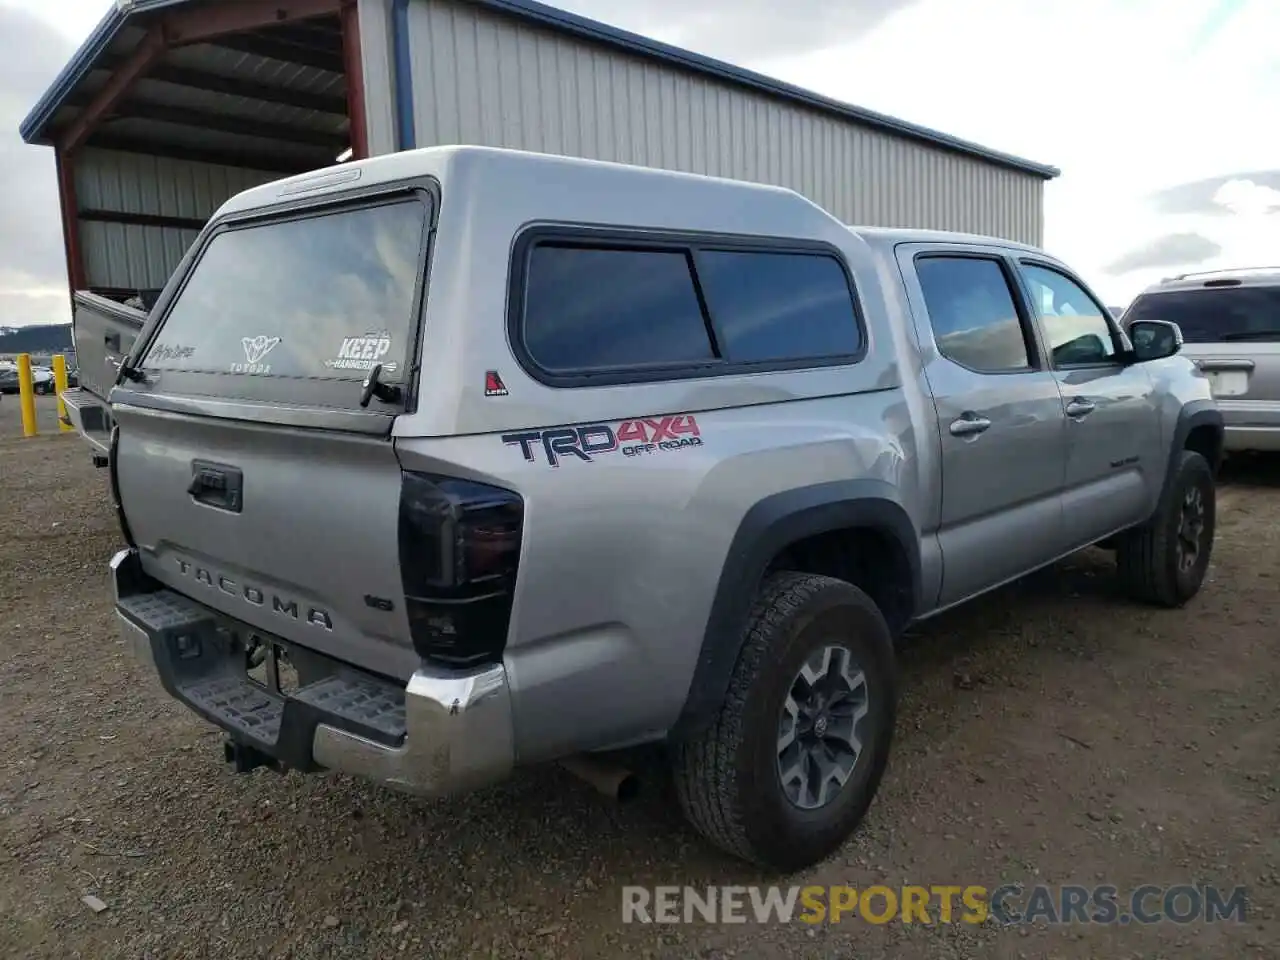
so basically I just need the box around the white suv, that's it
[1124,267,1280,452]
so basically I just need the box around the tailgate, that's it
[113,405,417,680]
[110,186,433,680]
[68,292,146,453]
[1184,344,1280,403]
[73,291,146,402]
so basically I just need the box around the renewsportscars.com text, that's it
[621,884,1247,926]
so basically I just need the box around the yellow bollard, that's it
[17,353,38,438]
[52,354,72,432]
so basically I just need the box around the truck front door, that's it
[1013,260,1164,548]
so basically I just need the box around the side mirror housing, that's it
[1129,319,1183,362]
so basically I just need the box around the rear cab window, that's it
[514,233,864,384]
[1124,285,1280,343]
[139,191,431,413]
[914,255,1036,373]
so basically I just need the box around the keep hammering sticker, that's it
[325,331,398,374]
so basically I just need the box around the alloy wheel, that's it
[776,644,869,810]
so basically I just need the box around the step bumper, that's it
[109,548,514,798]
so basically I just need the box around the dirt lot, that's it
[1,394,1277,959]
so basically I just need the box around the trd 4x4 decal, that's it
[503,415,703,467]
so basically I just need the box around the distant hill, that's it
[0,324,73,356]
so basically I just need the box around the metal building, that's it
[21,0,1058,307]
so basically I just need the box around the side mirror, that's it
[1052,332,1110,366]
[1129,319,1183,362]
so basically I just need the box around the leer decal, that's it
[232,335,281,374]
[325,331,398,374]
[503,414,703,467]
[485,370,509,397]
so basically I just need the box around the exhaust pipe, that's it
[559,754,640,802]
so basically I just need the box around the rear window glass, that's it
[521,245,714,371]
[143,199,426,381]
[696,250,861,362]
[1124,286,1280,343]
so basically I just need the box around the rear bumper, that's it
[59,387,111,454]
[110,549,514,797]
[1224,425,1280,452]
[1218,400,1280,452]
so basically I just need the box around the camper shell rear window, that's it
[139,191,431,407]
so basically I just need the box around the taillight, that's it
[108,425,136,547]
[397,472,524,668]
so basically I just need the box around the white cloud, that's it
[1213,179,1280,217]
[745,0,1280,305]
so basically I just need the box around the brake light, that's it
[397,472,524,668]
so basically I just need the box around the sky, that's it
[1,0,1277,326]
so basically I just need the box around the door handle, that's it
[949,414,992,437]
[1066,397,1096,419]
[105,332,121,351]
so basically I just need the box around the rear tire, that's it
[1116,450,1215,606]
[671,571,897,871]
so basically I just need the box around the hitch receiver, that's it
[223,739,281,775]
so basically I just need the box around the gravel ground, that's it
[2,395,1277,959]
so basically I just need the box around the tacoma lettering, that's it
[174,559,333,630]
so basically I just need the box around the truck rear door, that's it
[109,186,433,681]
[65,292,146,453]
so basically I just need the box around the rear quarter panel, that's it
[395,389,921,763]
[390,156,939,760]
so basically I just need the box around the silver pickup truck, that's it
[72,145,1222,871]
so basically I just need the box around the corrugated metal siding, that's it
[404,0,1044,244]
[74,148,280,289]
[79,222,201,290]
[359,0,399,156]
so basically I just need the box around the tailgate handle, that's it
[188,460,243,513]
